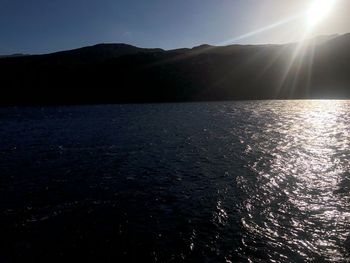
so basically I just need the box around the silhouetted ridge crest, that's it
[1,33,350,105]
[42,43,165,64]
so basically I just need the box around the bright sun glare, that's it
[307,0,336,27]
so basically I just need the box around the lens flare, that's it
[307,0,336,27]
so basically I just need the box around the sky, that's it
[0,0,350,55]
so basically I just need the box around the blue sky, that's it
[0,0,349,54]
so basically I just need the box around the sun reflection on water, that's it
[238,100,350,262]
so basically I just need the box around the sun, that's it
[307,0,336,27]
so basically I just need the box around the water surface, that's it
[1,101,349,262]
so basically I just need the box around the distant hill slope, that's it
[1,34,350,105]
[0,53,29,58]
[44,44,165,64]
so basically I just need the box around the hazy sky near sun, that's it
[0,0,350,54]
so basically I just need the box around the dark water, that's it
[1,101,350,262]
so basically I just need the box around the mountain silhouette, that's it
[0,53,29,58]
[1,34,350,105]
[43,44,165,64]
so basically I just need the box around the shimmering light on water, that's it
[238,100,350,262]
[0,101,349,262]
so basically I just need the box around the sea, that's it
[1,100,349,262]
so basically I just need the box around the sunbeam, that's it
[307,0,337,27]
[220,14,302,46]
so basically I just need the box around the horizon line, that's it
[0,32,347,57]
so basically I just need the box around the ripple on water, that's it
[0,101,350,262]
[237,101,350,262]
